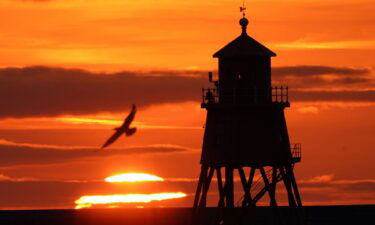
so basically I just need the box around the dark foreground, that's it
[0,205,373,225]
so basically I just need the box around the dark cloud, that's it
[299,175,375,193]
[0,66,373,119]
[0,139,188,167]
[274,76,373,88]
[272,65,373,88]
[336,181,375,192]
[272,65,370,77]
[0,66,206,118]
[290,90,375,102]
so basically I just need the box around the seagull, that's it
[101,104,137,149]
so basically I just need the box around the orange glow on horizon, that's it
[57,117,121,126]
[56,117,201,129]
[105,173,164,183]
[273,40,375,50]
[75,192,187,209]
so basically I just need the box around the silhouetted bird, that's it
[101,104,137,149]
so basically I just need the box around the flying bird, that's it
[101,104,137,149]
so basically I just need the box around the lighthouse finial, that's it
[240,1,246,18]
[239,1,249,35]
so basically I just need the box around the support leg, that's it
[193,165,207,208]
[199,167,214,208]
[287,165,302,207]
[247,168,256,206]
[216,167,225,208]
[225,167,234,208]
[238,167,249,207]
[238,167,255,207]
[271,166,278,207]
[280,166,297,207]
[260,167,278,207]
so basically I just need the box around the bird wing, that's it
[122,104,137,128]
[101,129,123,149]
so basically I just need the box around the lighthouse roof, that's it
[213,17,276,58]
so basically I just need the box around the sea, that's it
[0,205,373,225]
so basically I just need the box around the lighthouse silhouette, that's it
[193,10,303,225]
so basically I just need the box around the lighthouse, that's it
[193,9,303,225]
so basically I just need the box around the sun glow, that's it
[273,40,375,50]
[75,192,187,209]
[57,117,121,126]
[56,117,200,129]
[105,173,164,183]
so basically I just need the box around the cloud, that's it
[302,180,375,193]
[273,65,370,77]
[300,174,335,183]
[272,65,373,88]
[299,174,375,193]
[0,139,189,167]
[0,174,38,182]
[334,180,375,192]
[0,178,197,209]
[298,106,319,113]
[0,174,374,209]
[0,66,373,119]
[290,90,375,102]
[0,66,206,118]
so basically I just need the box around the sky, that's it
[0,0,375,209]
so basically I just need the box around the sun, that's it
[75,173,186,209]
[75,193,187,209]
[104,173,164,183]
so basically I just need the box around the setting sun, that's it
[75,192,187,209]
[105,173,165,183]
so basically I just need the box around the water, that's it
[0,205,373,225]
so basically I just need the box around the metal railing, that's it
[272,86,289,103]
[201,88,219,104]
[201,86,289,105]
[291,143,302,161]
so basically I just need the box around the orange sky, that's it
[1,0,375,70]
[0,0,374,209]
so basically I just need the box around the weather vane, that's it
[240,1,247,18]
